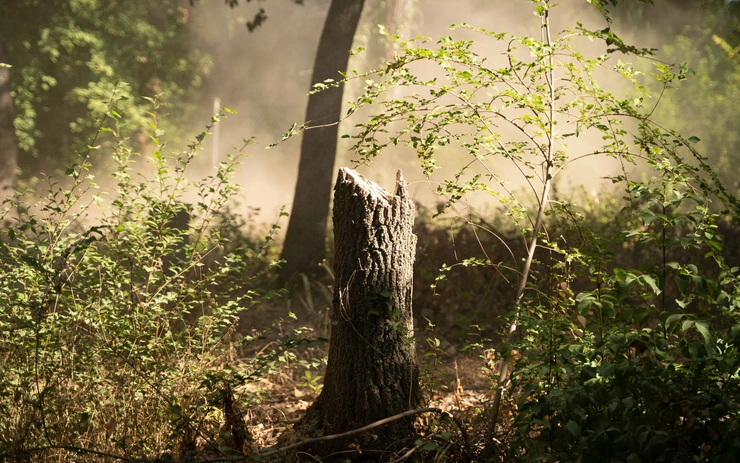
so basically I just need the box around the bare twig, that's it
[7,398,469,463]
[388,445,418,463]
[258,407,438,458]
[190,406,467,462]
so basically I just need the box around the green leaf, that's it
[641,274,661,294]
[576,292,594,314]
[622,397,634,410]
[693,320,711,344]
[666,313,684,330]
[674,274,689,295]
[421,440,439,451]
[566,420,581,438]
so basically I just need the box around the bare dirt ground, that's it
[233,288,501,458]
[240,350,494,451]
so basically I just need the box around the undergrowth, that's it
[0,94,316,462]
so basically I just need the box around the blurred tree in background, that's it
[615,0,740,192]
[0,0,210,189]
[279,0,417,282]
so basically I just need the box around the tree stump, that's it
[296,167,421,459]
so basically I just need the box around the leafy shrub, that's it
[509,163,740,462]
[0,96,296,462]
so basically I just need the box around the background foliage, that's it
[0,0,209,179]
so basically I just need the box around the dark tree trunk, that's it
[279,0,365,283]
[296,168,421,459]
[0,42,18,202]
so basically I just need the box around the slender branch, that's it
[483,2,558,456]
[258,407,438,458]
[388,446,419,463]
[189,407,459,462]
[7,408,467,463]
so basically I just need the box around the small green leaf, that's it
[641,274,661,294]
[421,440,439,451]
[674,274,689,295]
[693,320,711,344]
[666,313,684,330]
[566,420,581,438]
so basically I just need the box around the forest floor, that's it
[235,289,498,453]
[240,346,493,450]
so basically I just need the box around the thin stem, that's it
[662,187,667,312]
[484,2,558,455]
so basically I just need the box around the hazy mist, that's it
[177,0,710,228]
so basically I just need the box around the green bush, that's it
[0,97,293,462]
[509,164,740,462]
[513,326,740,462]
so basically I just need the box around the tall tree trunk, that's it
[279,0,365,283]
[295,168,421,458]
[0,42,18,203]
[384,0,415,58]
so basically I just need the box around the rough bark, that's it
[295,168,421,459]
[279,0,366,283]
[0,41,18,203]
